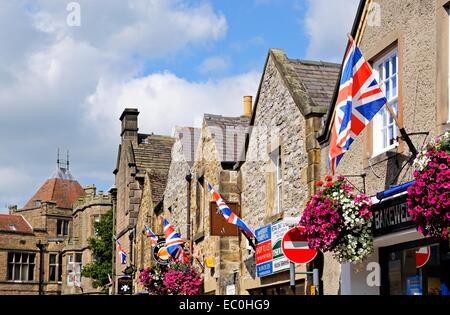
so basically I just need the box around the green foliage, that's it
[81,209,113,290]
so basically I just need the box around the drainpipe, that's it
[185,174,192,240]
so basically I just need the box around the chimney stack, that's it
[8,205,17,215]
[243,96,252,118]
[120,108,139,142]
[83,184,96,197]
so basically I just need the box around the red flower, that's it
[325,175,333,182]
[315,181,324,187]
[326,182,334,188]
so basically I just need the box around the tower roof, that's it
[22,153,85,210]
[22,177,85,210]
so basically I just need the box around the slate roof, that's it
[133,133,175,204]
[134,134,175,175]
[250,49,341,128]
[288,59,341,109]
[204,114,250,163]
[0,214,33,234]
[22,168,85,210]
[173,126,201,168]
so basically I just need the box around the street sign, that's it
[416,246,431,269]
[281,226,317,264]
[255,220,290,277]
[117,276,133,295]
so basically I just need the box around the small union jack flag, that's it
[143,224,158,246]
[163,218,187,263]
[329,38,387,174]
[115,239,127,265]
[207,182,255,239]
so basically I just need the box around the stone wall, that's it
[114,141,142,289]
[239,55,311,292]
[163,138,191,239]
[133,173,154,293]
[62,186,112,295]
[188,120,243,294]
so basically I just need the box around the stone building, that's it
[187,108,251,295]
[112,108,174,294]
[62,185,112,295]
[0,161,85,294]
[317,0,450,295]
[237,49,340,294]
[163,127,200,238]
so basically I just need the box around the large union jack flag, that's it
[329,38,387,174]
[207,182,256,239]
[163,218,188,263]
[143,224,158,246]
[115,239,127,265]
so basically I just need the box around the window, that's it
[57,219,69,236]
[48,254,62,282]
[380,239,450,295]
[372,48,399,156]
[67,253,82,286]
[49,254,57,282]
[58,254,62,282]
[270,147,282,214]
[7,253,35,281]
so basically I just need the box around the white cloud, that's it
[198,56,229,74]
[0,0,235,209]
[304,0,359,62]
[85,71,260,142]
[0,167,34,212]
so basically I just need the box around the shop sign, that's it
[371,194,415,237]
[117,276,133,295]
[255,220,290,277]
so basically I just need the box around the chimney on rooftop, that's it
[8,205,17,215]
[120,108,139,143]
[243,96,252,118]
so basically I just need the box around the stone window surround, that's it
[66,253,82,286]
[7,252,36,282]
[372,47,399,157]
[362,33,405,168]
[48,252,62,283]
[264,137,285,225]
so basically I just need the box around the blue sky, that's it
[0,0,359,211]
[139,0,310,81]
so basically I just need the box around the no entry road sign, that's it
[281,226,317,264]
[416,246,431,269]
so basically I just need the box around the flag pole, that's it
[240,229,256,251]
[346,33,418,157]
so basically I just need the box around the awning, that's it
[375,181,414,201]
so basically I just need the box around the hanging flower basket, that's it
[407,131,450,239]
[300,176,373,263]
[139,263,203,295]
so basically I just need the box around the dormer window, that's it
[34,200,41,207]
[8,224,16,231]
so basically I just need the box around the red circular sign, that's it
[416,246,431,269]
[281,226,317,264]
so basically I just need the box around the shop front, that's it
[340,185,450,295]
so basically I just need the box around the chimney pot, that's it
[243,96,252,118]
